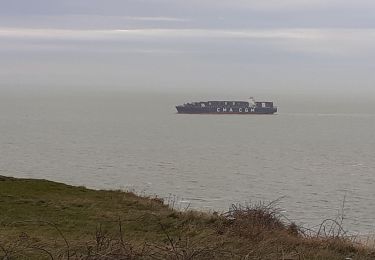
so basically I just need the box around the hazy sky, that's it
[1,0,375,98]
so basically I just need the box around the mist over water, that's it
[0,90,374,234]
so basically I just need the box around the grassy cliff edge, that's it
[0,175,373,259]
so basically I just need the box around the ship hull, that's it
[176,106,277,114]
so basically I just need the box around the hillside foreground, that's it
[0,175,374,259]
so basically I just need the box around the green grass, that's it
[0,175,374,259]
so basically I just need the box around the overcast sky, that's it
[1,0,375,98]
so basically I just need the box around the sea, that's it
[0,90,374,235]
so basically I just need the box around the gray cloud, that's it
[2,27,375,57]
[0,0,375,99]
[1,0,375,28]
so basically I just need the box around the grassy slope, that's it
[0,175,374,259]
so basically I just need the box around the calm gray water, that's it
[1,91,375,234]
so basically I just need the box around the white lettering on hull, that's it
[215,107,256,113]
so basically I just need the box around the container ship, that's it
[176,97,277,114]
